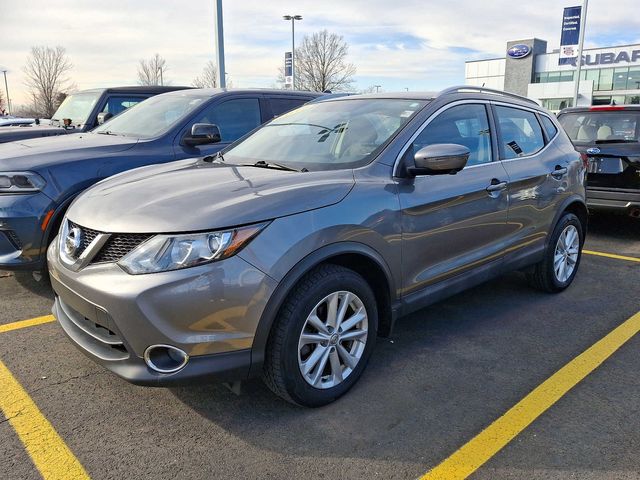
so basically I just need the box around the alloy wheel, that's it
[553,224,580,283]
[297,290,368,389]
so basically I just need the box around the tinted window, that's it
[102,96,146,116]
[193,98,261,142]
[270,97,309,117]
[558,111,640,144]
[409,104,492,167]
[540,115,558,140]
[495,106,545,159]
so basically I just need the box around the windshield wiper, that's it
[203,152,224,163]
[243,160,304,172]
[96,130,117,136]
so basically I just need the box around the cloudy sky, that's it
[1,0,639,106]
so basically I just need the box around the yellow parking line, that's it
[0,315,55,334]
[419,310,640,480]
[0,359,90,479]
[583,250,640,263]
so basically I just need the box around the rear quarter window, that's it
[540,115,558,140]
[269,97,311,117]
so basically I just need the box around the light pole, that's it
[283,15,302,90]
[1,70,10,115]
[214,0,226,88]
[374,85,382,93]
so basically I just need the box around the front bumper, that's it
[587,187,640,212]
[48,239,278,385]
[0,192,54,270]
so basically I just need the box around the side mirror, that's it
[96,112,113,125]
[183,123,221,147]
[408,143,470,176]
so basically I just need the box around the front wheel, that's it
[527,212,583,293]
[263,264,378,407]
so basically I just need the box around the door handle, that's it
[551,166,568,179]
[486,179,508,192]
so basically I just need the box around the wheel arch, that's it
[549,196,588,247]
[248,242,397,378]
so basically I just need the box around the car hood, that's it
[0,133,138,170]
[0,124,65,144]
[67,160,355,233]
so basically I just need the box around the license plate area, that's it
[588,157,625,174]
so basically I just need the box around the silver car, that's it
[48,87,587,407]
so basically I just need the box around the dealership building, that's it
[465,38,640,112]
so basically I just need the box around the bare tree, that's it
[0,89,5,114]
[23,46,73,117]
[293,30,356,92]
[192,61,218,88]
[137,53,168,86]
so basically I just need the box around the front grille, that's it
[92,233,152,263]
[69,221,100,258]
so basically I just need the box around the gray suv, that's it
[48,87,587,407]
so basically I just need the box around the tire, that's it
[263,264,378,407]
[527,212,583,293]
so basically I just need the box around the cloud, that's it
[1,0,639,104]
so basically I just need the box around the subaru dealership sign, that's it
[507,44,531,59]
[559,5,582,66]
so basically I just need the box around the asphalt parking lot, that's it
[1,214,639,480]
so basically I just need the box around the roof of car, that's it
[161,88,321,97]
[559,105,640,115]
[79,86,192,95]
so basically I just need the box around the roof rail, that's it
[438,85,540,106]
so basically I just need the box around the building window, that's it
[597,68,614,91]
[547,72,561,83]
[560,71,574,82]
[541,98,573,111]
[628,67,640,91]
[534,72,548,83]
[613,67,630,90]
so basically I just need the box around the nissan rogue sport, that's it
[48,87,587,407]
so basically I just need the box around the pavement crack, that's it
[30,370,107,393]
[0,407,27,424]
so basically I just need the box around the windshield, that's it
[558,111,640,144]
[92,93,208,139]
[52,92,101,126]
[222,99,426,170]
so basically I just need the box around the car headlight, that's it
[0,172,47,193]
[117,223,268,274]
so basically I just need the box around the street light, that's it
[283,14,302,90]
[374,85,382,93]
[1,70,10,115]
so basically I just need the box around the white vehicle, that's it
[0,116,36,127]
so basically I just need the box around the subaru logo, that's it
[507,44,532,59]
[586,147,601,155]
[64,227,83,258]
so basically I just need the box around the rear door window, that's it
[193,98,261,142]
[495,106,545,159]
[102,96,147,116]
[269,97,310,117]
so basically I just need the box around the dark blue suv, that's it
[0,88,320,272]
